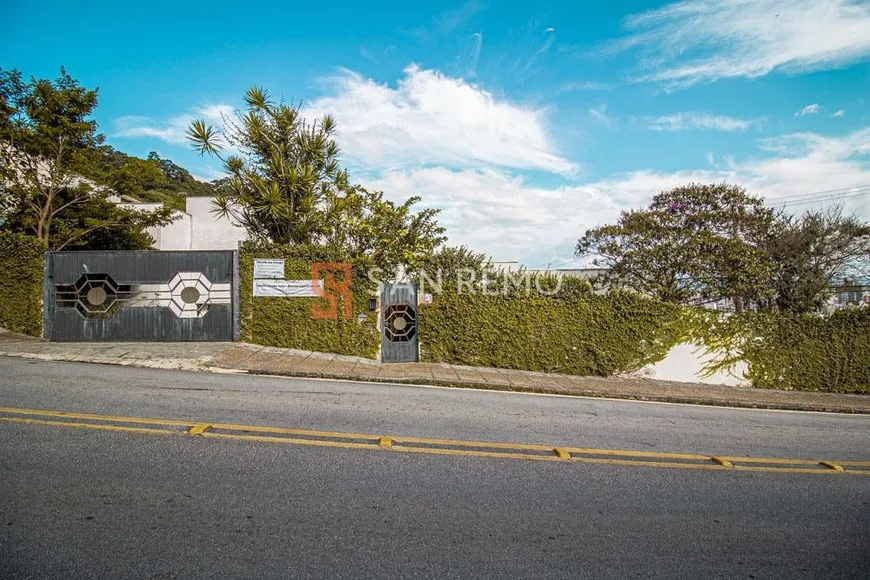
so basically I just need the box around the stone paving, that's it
[1,329,868,414]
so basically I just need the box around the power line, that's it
[773,186,870,207]
[766,183,870,203]
[525,256,581,270]
[535,185,870,268]
[776,189,870,208]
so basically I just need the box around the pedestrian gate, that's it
[380,283,418,362]
[45,251,239,342]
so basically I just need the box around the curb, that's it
[245,368,870,415]
[1,347,868,415]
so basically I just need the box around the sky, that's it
[3,0,870,267]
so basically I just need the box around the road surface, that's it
[1,357,868,578]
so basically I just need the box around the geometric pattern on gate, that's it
[384,303,417,342]
[56,272,232,320]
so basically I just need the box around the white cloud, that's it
[520,29,556,75]
[615,0,870,88]
[559,81,613,92]
[409,1,484,40]
[365,167,622,263]
[644,112,752,132]
[748,127,870,197]
[589,104,612,128]
[796,103,821,116]
[833,109,846,117]
[111,66,870,266]
[305,65,578,176]
[115,105,233,144]
[432,1,484,34]
[114,115,187,144]
[468,32,483,77]
[190,166,226,182]
[364,126,870,264]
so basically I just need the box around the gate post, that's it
[232,249,240,341]
[42,251,52,340]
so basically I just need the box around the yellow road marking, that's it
[1,406,869,475]
[1,416,178,437]
[717,456,830,465]
[202,432,381,451]
[819,461,845,472]
[0,406,194,427]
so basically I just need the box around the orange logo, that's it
[311,262,352,320]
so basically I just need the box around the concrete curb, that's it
[244,369,870,414]
[0,331,868,415]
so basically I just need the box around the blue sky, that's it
[4,0,870,266]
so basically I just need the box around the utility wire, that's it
[525,256,582,270]
[770,184,870,206]
[533,185,870,270]
[774,188,870,208]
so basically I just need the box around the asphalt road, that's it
[1,357,869,579]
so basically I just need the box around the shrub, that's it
[0,232,45,336]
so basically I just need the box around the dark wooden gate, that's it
[45,251,239,342]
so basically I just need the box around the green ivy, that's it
[239,242,379,358]
[240,243,870,392]
[418,286,684,376]
[0,232,45,336]
[690,309,870,394]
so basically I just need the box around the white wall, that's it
[627,342,749,386]
[186,197,248,251]
[119,197,248,251]
[147,211,191,251]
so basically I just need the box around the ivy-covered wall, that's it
[236,244,870,393]
[418,279,869,393]
[239,243,379,358]
[695,309,870,394]
[419,282,683,376]
[0,232,45,337]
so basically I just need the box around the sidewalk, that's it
[1,329,868,414]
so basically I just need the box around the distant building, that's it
[491,261,609,281]
[825,278,870,312]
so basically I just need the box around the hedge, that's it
[418,281,684,376]
[0,231,45,337]
[418,277,869,393]
[694,309,870,394]
[239,242,379,358]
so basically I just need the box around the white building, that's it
[117,196,248,251]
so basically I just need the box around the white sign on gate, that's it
[253,279,323,297]
[253,259,285,279]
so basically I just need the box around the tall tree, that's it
[187,86,445,275]
[765,204,870,313]
[324,187,444,278]
[576,183,778,307]
[0,67,173,249]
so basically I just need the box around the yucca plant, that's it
[187,86,348,245]
[187,86,445,278]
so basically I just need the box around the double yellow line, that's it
[2,406,869,475]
